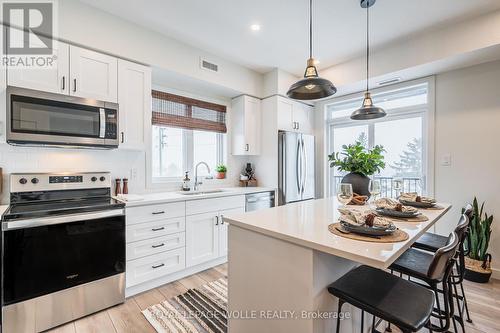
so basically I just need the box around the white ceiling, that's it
[79,0,500,75]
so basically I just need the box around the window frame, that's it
[324,76,435,198]
[151,125,225,183]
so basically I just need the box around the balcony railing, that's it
[333,175,422,198]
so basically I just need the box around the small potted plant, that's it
[464,197,494,283]
[215,164,227,179]
[328,141,385,197]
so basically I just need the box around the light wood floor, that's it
[46,265,498,333]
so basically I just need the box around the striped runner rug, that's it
[142,278,228,333]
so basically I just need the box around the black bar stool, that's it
[390,218,466,333]
[412,205,473,328]
[327,232,458,333]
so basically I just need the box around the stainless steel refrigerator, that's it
[278,131,315,205]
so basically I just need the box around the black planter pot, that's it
[341,172,371,197]
[464,268,492,283]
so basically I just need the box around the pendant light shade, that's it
[350,0,386,120]
[287,0,336,101]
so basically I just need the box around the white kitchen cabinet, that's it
[186,212,220,267]
[69,46,118,102]
[231,95,261,155]
[117,59,151,150]
[277,96,313,134]
[7,41,70,94]
[218,207,244,256]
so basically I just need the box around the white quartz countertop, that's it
[114,187,276,207]
[224,198,452,269]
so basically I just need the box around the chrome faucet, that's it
[194,162,211,191]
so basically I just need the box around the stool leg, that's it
[336,299,345,333]
[371,314,376,333]
[361,310,364,333]
[459,281,472,323]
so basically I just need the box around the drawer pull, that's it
[220,215,224,225]
[152,263,165,269]
[151,243,165,248]
[152,211,165,215]
[151,227,165,231]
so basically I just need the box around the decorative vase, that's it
[341,172,371,197]
[464,256,492,283]
[216,172,226,179]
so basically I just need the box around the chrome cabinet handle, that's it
[151,227,165,231]
[152,263,165,269]
[215,215,219,225]
[220,215,224,225]
[152,243,165,248]
[61,76,65,91]
[73,78,77,92]
[297,122,300,130]
[120,132,124,143]
[245,144,249,152]
[152,211,165,215]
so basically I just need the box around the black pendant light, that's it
[350,0,386,120]
[287,0,337,101]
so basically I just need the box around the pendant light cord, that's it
[309,0,313,59]
[366,2,369,92]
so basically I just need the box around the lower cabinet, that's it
[218,207,245,256]
[186,212,220,267]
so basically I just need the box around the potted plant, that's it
[464,197,494,283]
[328,141,385,197]
[215,164,227,179]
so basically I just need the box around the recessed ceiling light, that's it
[250,24,261,31]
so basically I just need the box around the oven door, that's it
[6,86,118,148]
[2,209,125,306]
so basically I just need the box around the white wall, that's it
[434,60,500,277]
[314,60,500,277]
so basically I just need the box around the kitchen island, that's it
[223,197,451,333]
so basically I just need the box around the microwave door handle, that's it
[99,108,106,138]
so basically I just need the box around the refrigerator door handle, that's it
[296,137,302,193]
[301,137,307,195]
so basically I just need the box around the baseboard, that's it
[125,256,227,297]
[492,266,500,280]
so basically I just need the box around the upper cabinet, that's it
[117,60,151,150]
[231,95,261,155]
[69,46,118,102]
[7,41,70,95]
[7,43,118,103]
[277,96,313,134]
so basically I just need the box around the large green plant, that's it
[328,141,385,176]
[467,197,494,261]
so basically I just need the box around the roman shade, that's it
[152,90,227,133]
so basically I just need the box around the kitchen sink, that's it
[178,189,227,195]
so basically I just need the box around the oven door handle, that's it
[2,209,125,231]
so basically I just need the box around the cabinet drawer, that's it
[126,232,185,261]
[126,217,185,243]
[126,248,185,288]
[126,202,185,225]
[186,195,245,215]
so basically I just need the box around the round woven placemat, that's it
[328,223,409,243]
[377,214,429,223]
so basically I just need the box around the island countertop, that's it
[224,197,451,269]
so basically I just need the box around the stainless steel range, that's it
[1,172,125,333]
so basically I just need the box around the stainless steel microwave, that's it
[6,86,119,149]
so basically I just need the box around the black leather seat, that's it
[328,265,434,333]
[412,232,448,252]
[390,248,434,282]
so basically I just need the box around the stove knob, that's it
[91,176,97,182]
[19,178,27,185]
[31,178,39,184]
[99,176,106,182]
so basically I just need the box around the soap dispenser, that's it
[182,171,191,191]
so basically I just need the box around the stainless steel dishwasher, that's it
[245,191,275,212]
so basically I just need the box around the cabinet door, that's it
[186,212,219,267]
[293,103,313,134]
[277,97,294,132]
[244,96,261,155]
[69,46,118,102]
[118,60,151,149]
[8,41,69,94]
[218,207,245,257]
